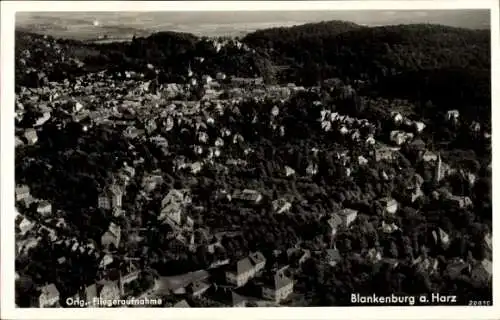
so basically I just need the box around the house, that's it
[390,130,413,146]
[413,121,426,133]
[432,228,450,249]
[306,163,318,175]
[249,251,266,273]
[446,110,460,121]
[413,255,439,275]
[38,283,60,307]
[189,281,211,298]
[190,162,203,174]
[101,223,121,249]
[98,185,123,210]
[445,258,469,280]
[37,201,52,217]
[379,197,399,216]
[447,195,473,209]
[335,209,358,228]
[119,270,140,295]
[325,249,342,267]
[232,189,263,204]
[358,156,369,166]
[96,280,121,302]
[374,146,396,162]
[381,221,400,234]
[18,217,35,236]
[365,248,383,264]
[272,198,292,214]
[470,260,492,287]
[15,185,30,201]
[231,291,247,307]
[24,128,38,145]
[34,112,51,127]
[262,270,294,303]
[422,150,438,162]
[484,233,492,254]
[391,112,403,124]
[99,254,114,269]
[326,215,343,237]
[173,299,191,308]
[225,257,255,287]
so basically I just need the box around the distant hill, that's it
[243,22,490,84]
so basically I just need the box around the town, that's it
[14,20,492,308]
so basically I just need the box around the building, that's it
[38,283,60,308]
[96,281,121,303]
[446,110,460,122]
[98,185,123,210]
[231,291,247,307]
[422,150,438,162]
[375,146,397,162]
[101,223,121,249]
[470,260,492,287]
[119,270,140,296]
[24,128,38,145]
[379,197,399,216]
[18,217,35,236]
[262,270,294,303]
[173,300,191,308]
[36,201,52,217]
[413,255,439,275]
[447,195,473,209]
[189,281,211,298]
[432,228,451,250]
[327,215,343,238]
[272,198,292,214]
[225,257,255,287]
[81,284,97,305]
[335,209,358,228]
[325,249,342,267]
[15,185,30,201]
[249,251,266,273]
[232,189,262,204]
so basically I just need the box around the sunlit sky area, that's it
[16,10,490,40]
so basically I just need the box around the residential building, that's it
[37,201,52,217]
[99,254,114,269]
[379,197,399,216]
[272,198,292,214]
[98,185,123,210]
[327,215,343,237]
[225,257,255,287]
[173,300,191,308]
[189,281,211,298]
[432,228,451,249]
[96,281,121,303]
[470,260,492,287]
[38,283,60,308]
[24,128,38,145]
[101,223,121,249]
[335,209,358,228]
[284,166,296,177]
[446,110,460,121]
[81,284,97,305]
[325,249,342,267]
[232,189,263,204]
[447,195,473,209]
[231,291,247,307]
[249,251,266,273]
[15,185,30,201]
[413,255,439,275]
[119,270,140,296]
[422,150,438,162]
[365,248,383,264]
[18,217,35,236]
[374,146,396,162]
[262,270,294,303]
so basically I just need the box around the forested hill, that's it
[243,22,490,85]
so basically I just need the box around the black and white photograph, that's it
[1,1,498,319]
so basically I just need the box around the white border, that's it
[1,1,498,320]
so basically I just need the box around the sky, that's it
[16,10,490,40]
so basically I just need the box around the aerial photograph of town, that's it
[12,8,492,309]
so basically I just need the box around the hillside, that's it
[15,21,491,123]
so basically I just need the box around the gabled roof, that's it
[229,257,254,275]
[249,252,266,266]
[41,283,59,298]
[173,299,190,308]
